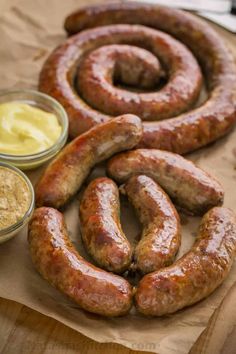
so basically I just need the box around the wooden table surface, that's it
[1,4,236,354]
[0,297,153,354]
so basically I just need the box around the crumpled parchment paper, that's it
[0,1,236,353]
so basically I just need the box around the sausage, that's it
[76,44,164,92]
[28,207,133,317]
[39,23,202,139]
[79,177,132,273]
[107,149,224,215]
[35,114,142,209]
[76,36,202,121]
[122,175,181,274]
[135,207,236,316]
[62,2,236,154]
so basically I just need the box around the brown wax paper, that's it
[0,1,236,353]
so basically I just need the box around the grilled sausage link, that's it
[135,207,236,316]
[79,177,132,273]
[35,114,142,209]
[62,2,236,154]
[107,149,224,215]
[122,175,181,274]
[28,207,133,317]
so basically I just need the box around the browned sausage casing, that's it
[79,177,132,273]
[28,207,133,317]
[135,207,236,316]
[107,149,224,215]
[35,114,142,209]
[39,23,202,142]
[123,175,181,274]
[60,2,236,154]
[76,33,202,121]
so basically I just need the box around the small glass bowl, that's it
[0,162,35,244]
[0,89,68,170]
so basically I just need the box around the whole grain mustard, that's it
[0,166,31,230]
[0,102,61,155]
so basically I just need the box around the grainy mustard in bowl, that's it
[0,162,34,243]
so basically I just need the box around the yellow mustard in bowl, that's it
[0,102,62,155]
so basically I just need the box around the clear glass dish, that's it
[0,162,35,243]
[0,89,68,170]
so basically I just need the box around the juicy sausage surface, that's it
[35,114,142,209]
[58,2,236,154]
[123,175,181,274]
[107,149,224,215]
[77,44,163,91]
[76,32,202,121]
[39,23,202,139]
[79,177,132,273]
[28,207,133,317]
[135,207,236,316]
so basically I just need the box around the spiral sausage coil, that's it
[39,2,236,154]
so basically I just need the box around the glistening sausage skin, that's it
[63,2,236,154]
[122,175,181,274]
[107,149,224,215]
[135,207,236,316]
[28,207,133,317]
[79,177,132,273]
[35,114,142,209]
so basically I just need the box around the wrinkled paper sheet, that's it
[0,1,236,353]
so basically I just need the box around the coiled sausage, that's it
[49,2,236,154]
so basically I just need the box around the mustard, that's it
[0,166,31,230]
[0,102,62,155]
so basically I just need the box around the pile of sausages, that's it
[39,2,236,155]
[29,114,236,317]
